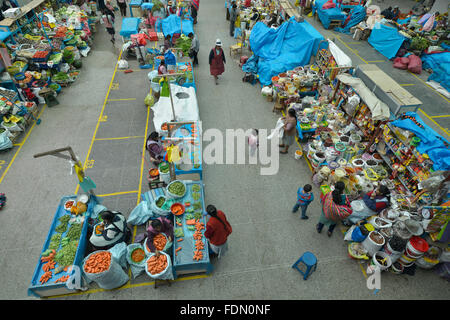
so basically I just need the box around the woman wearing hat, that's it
[209,39,226,85]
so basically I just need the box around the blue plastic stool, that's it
[292,252,317,280]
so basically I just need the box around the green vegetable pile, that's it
[53,71,69,82]
[187,226,196,231]
[193,202,202,210]
[55,222,68,233]
[410,36,430,51]
[155,196,165,208]
[54,240,79,267]
[174,227,184,238]
[67,223,82,241]
[175,34,192,56]
[184,213,194,220]
[168,181,186,196]
[151,0,164,13]
[159,162,170,173]
[192,184,201,192]
[49,233,62,250]
[192,192,201,201]
[194,211,203,220]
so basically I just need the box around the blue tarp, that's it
[120,17,140,38]
[156,14,194,36]
[421,44,450,92]
[391,112,450,171]
[335,5,366,34]
[312,0,346,29]
[368,23,406,59]
[244,17,326,86]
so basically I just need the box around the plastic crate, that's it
[32,51,50,63]
[28,195,97,298]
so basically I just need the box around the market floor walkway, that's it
[0,0,449,300]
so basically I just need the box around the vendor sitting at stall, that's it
[146,131,165,166]
[146,217,174,256]
[250,8,260,29]
[89,211,129,250]
[158,59,167,75]
[392,6,401,21]
[345,184,391,225]
[380,6,394,20]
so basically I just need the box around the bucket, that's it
[334,168,347,181]
[343,146,356,162]
[362,153,373,162]
[362,231,385,256]
[390,261,404,274]
[405,247,424,259]
[383,241,403,262]
[352,158,365,168]
[355,142,366,155]
[371,251,392,271]
[328,161,339,170]
[313,151,326,164]
[337,158,347,167]
[158,162,171,184]
[365,159,378,168]
[407,236,429,256]
[335,142,346,154]
[294,149,303,160]
[339,135,350,145]
[398,253,417,265]
[372,153,383,164]
[415,256,440,269]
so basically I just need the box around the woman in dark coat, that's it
[209,39,226,85]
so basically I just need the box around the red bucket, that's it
[408,236,429,255]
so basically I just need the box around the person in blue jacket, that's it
[293,184,314,220]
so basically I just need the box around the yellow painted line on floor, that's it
[399,84,416,87]
[75,49,123,195]
[408,71,450,104]
[12,143,23,146]
[346,42,362,45]
[0,104,47,185]
[94,135,145,141]
[96,190,139,197]
[136,106,150,209]
[335,35,368,64]
[359,261,368,279]
[107,98,137,101]
[366,60,385,63]
[431,115,450,118]
[45,273,211,299]
[418,108,450,138]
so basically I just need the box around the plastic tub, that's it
[362,231,385,256]
[407,236,429,256]
[371,251,392,271]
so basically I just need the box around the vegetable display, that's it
[192,192,201,201]
[146,254,167,275]
[153,233,167,251]
[191,184,201,192]
[131,248,146,263]
[49,233,62,250]
[155,196,165,208]
[54,240,78,267]
[168,181,186,196]
[175,35,192,56]
[84,251,111,274]
[66,223,82,241]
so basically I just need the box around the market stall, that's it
[28,194,97,298]
[312,0,347,30]
[368,22,406,59]
[120,17,141,41]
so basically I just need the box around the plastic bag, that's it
[108,242,128,269]
[126,243,147,279]
[150,195,171,216]
[267,117,284,140]
[60,63,70,73]
[92,204,107,219]
[82,250,129,289]
[261,86,272,97]
[144,233,173,255]
[393,57,408,70]
[144,251,174,280]
[0,130,13,151]
[128,201,153,226]
[407,54,422,74]
[118,59,128,69]
[144,93,155,107]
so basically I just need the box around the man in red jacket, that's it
[204,205,232,258]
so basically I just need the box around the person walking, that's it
[204,205,232,258]
[229,3,238,37]
[316,181,352,237]
[188,32,200,67]
[117,0,127,17]
[209,39,226,85]
[293,184,314,220]
[101,8,116,44]
[279,108,297,154]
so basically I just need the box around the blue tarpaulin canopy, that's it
[335,5,366,34]
[391,112,450,171]
[244,17,326,86]
[120,17,141,38]
[368,22,406,59]
[312,0,346,29]
[421,43,450,92]
[156,14,194,36]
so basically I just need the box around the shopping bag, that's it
[160,78,170,97]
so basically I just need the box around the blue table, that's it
[120,17,141,40]
[296,121,316,141]
[28,195,97,298]
[177,62,196,91]
[312,0,347,29]
[129,0,143,17]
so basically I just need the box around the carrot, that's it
[84,251,111,274]
[176,222,183,226]
[186,219,196,225]
[177,238,183,242]
[153,233,167,251]
[185,202,191,207]
[147,254,168,275]
[40,271,53,284]
[176,247,182,252]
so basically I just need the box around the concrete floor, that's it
[0,0,449,300]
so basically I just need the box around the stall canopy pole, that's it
[33,146,96,196]
[153,72,185,121]
[165,121,196,181]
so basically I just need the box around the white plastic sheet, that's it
[152,84,200,134]
[327,39,352,67]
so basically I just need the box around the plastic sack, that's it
[166,180,187,199]
[126,243,147,279]
[144,93,155,107]
[144,251,174,280]
[150,195,171,216]
[108,241,128,269]
[322,0,336,9]
[0,130,13,151]
[267,117,284,140]
[144,233,173,255]
[60,63,70,73]
[164,50,177,66]
[1,121,22,132]
[261,86,273,97]
[118,59,129,69]
[407,54,422,74]
[393,57,409,70]
[91,204,107,219]
[128,201,153,226]
[82,250,129,289]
